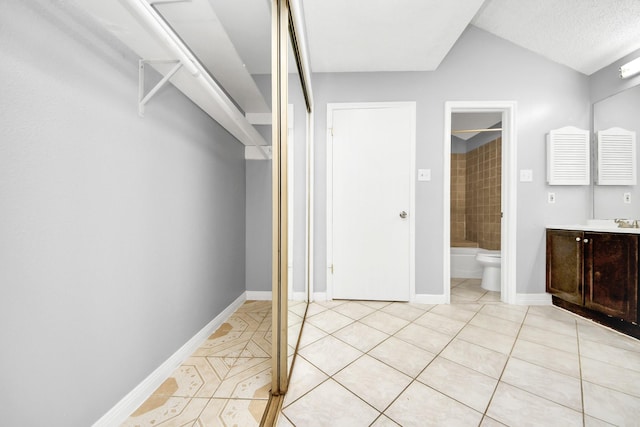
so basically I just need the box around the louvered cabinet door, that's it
[546,229,584,305]
[597,127,637,185]
[584,233,638,323]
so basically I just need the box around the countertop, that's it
[547,225,640,234]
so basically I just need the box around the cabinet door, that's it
[585,233,638,323]
[546,229,584,305]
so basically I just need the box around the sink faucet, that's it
[615,219,640,228]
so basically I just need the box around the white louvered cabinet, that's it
[596,127,637,185]
[547,126,590,185]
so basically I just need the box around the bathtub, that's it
[450,246,483,279]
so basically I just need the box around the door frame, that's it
[443,101,518,304]
[326,102,416,301]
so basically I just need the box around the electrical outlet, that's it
[548,192,556,204]
[417,169,431,181]
[624,192,632,204]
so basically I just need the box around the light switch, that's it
[418,169,431,181]
[520,169,533,182]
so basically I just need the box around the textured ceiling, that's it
[300,0,640,75]
[472,0,640,75]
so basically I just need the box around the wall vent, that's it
[546,126,590,185]
[597,127,636,185]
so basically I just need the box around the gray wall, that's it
[0,1,246,425]
[312,25,591,296]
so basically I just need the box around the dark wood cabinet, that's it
[547,229,639,326]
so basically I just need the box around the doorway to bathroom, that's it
[443,102,517,304]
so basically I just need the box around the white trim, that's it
[444,101,518,305]
[92,293,246,427]
[413,294,448,304]
[292,291,307,301]
[246,291,273,300]
[514,293,552,305]
[313,292,327,302]
[326,102,417,302]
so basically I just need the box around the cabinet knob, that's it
[576,237,581,242]
[584,238,589,243]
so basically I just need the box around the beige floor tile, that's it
[122,396,208,427]
[456,323,516,355]
[192,331,253,358]
[394,323,453,354]
[196,398,266,426]
[357,300,392,309]
[368,336,436,377]
[417,356,498,413]
[333,321,389,352]
[518,324,579,354]
[331,301,377,320]
[581,356,640,397]
[316,300,349,308]
[429,304,479,322]
[282,379,379,427]
[380,302,429,321]
[487,382,583,427]
[276,413,295,427]
[155,356,228,398]
[583,381,640,426]
[479,291,502,302]
[297,335,363,376]
[523,312,577,337]
[440,338,508,379]
[282,356,329,407]
[501,358,582,411]
[579,337,640,373]
[469,312,522,337]
[334,355,412,411]
[227,311,266,332]
[479,304,527,323]
[511,339,581,378]
[451,286,488,302]
[360,311,410,335]
[213,357,271,399]
[370,414,401,426]
[296,322,328,349]
[583,415,617,426]
[527,305,581,324]
[480,416,508,426]
[242,332,271,358]
[305,303,329,317]
[237,300,271,312]
[288,301,308,317]
[414,311,466,335]
[577,321,640,353]
[385,381,483,427]
[305,309,354,334]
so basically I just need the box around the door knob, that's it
[400,211,407,219]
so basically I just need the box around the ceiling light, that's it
[619,57,640,79]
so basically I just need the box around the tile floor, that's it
[278,279,640,426]
[121,300,278,427]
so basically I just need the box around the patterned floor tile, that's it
[195,398,266,427]
[122,396,208,427]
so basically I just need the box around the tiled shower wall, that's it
[450,154,466,243]
[450,137,502,250]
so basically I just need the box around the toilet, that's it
[475,250,501,292]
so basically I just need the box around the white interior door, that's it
[329,103,415,301]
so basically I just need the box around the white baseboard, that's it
[514,293,552,305]
[413,294,448,304]
[245,291,272,300]
[312,292,327,302]
[92,293,247,427]
[292,291,307,301]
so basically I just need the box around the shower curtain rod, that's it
[452,128,503,134]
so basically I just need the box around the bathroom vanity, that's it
[546,225,639,338]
